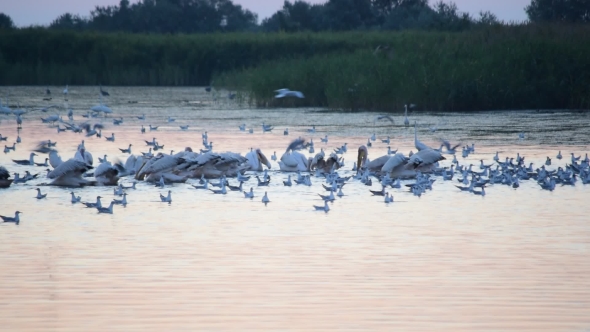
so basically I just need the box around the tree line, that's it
[0,0,588,33]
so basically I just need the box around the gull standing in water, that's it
[1,211,22,225]
[262,191,270,205]
[160,190,172,203]
[83,196,102,208]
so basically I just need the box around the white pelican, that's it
[94,161,124,186]
[245,148,271,172]
[47,157,94,187]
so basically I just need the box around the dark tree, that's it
[0,12,15,30]
[525,0,590,23]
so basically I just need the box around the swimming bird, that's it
[160,190,172,203]
[180,125,189,130]
[313,201,330,212]
[318,190,335,202]
[307,126,316,133]
[239,124,246,131]
[243,187,254,199]
[83,196,102,208]
[261,191,270,205]
[97,201,116,214]
[284,128,289,135]
[1,211,22,225]
[141,125,146,134]
[556,151,562,160]
[70,192,81,203]
[271,151,277,161]
[34,188,47,199]
[63,85,68,97]
[113,193,128,206]
[167,116,175,123]
[13,152,37,165]
[137,114,146,120]
[381,136,390,144]
[149,125,159,131]
[283,175,292,186]
[119,144,132,154]
[106,133,115,142]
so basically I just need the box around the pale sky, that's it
[2,0,530,27]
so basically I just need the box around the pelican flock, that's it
[1,86,589,223]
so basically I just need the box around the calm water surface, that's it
[0,87,589,331]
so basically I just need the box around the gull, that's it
[149,125,159,131]
[83,196,102,208]
[440,139,461,154]
[318,190,335,202]
[145,137,157,146]
[545,157,551,166]
[243,187,254,199]
[556,151,562,160]
[180,125,189,130]
[262,123,273,132]
[249,128,254,134]
[274,88,304,99]
[113,117,123,125]
[97,201,116,214]
[209,183,227,195]
[137,114,146,120]
[472,186,486,196]
[167,116,175,123]
[113,193,128,206]
[1,211,22,225]
[13,152,37,165]
[283,175,292,186]
[141,125,146,134]
[35,158,49,167]
[83,123,104,137]
[160,190,172,203]
[239,124,246,131]
[381,136,390,144]
[57,126,66,133]
[141,148,153,158]
[284,128,289,135]
[370,133,376,142]
[256,175,270,186]
[261,191,270,205]
[119,144,132,154]
[192,180,209,190]
[337,187,344,197]
[271,151,277,161]
[307,126,316,133]
[63,84,68,96]
[320,135,328,143]
[34,188,47,199]
[114,184,125,196]
[518,132,525,140]
[105,133,115,142]
[70,192,81,204]
[313,201,330,213]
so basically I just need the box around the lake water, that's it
[1,86,589,331]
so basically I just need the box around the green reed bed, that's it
[217,25,590,111]
[1,26,590,111]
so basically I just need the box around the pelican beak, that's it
[357,146,366,173]
[257,150,271,169]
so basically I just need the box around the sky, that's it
[2,0,530,27]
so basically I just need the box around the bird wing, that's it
[381,153,408,173]
[49,150,63,168]
[48,159,91,179]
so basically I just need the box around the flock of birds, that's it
[1,86,589,224]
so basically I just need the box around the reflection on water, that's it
[0,87,589,331]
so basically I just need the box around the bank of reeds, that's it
[1,25,590,111]
[217,25,590,111]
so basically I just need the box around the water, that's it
[1,86,589,331]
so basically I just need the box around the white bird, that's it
[243,187,254,199]
[313,201,330,212]
[119,144,132,154]
[284,128,289,135]
[261,191,270,205]
[275,88,304,99]
[160,190,172,203]
[113,193,128,206]
[180,125,189,130]
[167,116,175,123]
[34,188,47,199]
[1,211,22,225]
[105,133,115,142]
[97,201,116,214]
[271,151,277,161]
[13,152,37,165]
[70,192,81,203]
[556,151,562,160]
[283,175,292,186]
[239,124,246,131]
[413,121,431,151]
[370,133,376,141]
[320,135,328,143]
[83,196,102,208]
